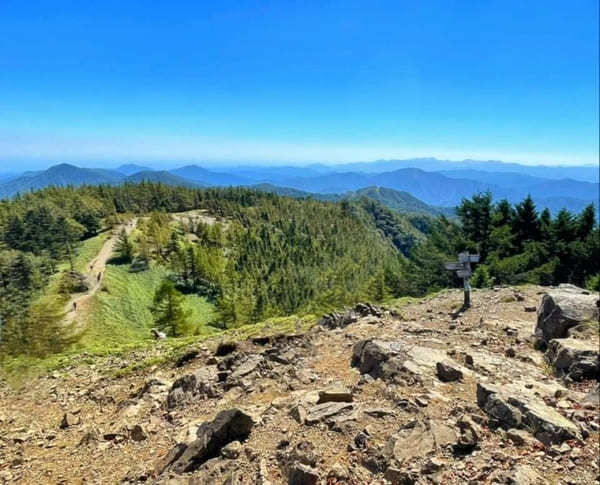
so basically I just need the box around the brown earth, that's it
[0,286,598,484]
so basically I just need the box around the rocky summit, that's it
[0,286,598,484]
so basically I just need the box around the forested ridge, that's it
[0,183,597,359]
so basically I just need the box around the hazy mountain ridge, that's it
[116,164,153,175]
[0,160,596,213]
[124,170,202,187]
[170,165,251,186]
[333,157,598,182]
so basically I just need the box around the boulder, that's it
[319,302,387,329]
[304,402,354,425]
[545,338,599,381]
[476,382,580,445]
[167,367,219,409]
[160,409,254,474]
[221,440,242,459]
[229,354,264,380]
[288,463,319,485]
[506,428,537,447]
[352,339,452,384]
[59,412,81,429]
[352,339,407,377]
[535,286,599,345]
[386,419,456,464]
[384,467,418,485]
[436,361,464,382]
[316,382,353,403]
[455,415,480,452]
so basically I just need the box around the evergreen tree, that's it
[115,228,134,262]
[151,280,190,336]
[576,204,596,239]
[553,209,577,243]
[491,199,515,228]
[456,192,492,260]
[514,195,540,248]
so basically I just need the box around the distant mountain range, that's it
[322,158,598,182]
[0,159,596,214]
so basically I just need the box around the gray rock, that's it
[129,424,147,442]
[221,440,242,459]
[386,419,456,464]
[436,361,464,382]
[316,382,353,403]
[59,412,80,429]
[506,464,545,485]
[230,354,264,380]
[351,339,406,377]
[455,415,480,452]
[319,302,387,329]
[545,338,599,381]
[383,467,418,484]
[166,367,219,409]
[506,428,535,446]
[535,286,599,345]
[305,402,354,425]
[476,382,522,429]
[288,463,319,485]
[160,409,254,474]
[476,382,580,445]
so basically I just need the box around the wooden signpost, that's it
[445,252,479,308]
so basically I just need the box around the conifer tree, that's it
[151,280,190,336]
[514,195,540,247]
[115,228,134,262]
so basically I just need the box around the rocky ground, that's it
[0,285,598,485]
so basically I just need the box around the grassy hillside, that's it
[77,263,217,353]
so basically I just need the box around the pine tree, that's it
[554,209,576,243]
[151,280,190,336]
[115,228,135,262]
[514,195,540,248]
[576,204,596,239]
[457,192,492,260]
[491,199,515,228]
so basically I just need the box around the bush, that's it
[471,265,492,288]
[586,273,600,292]
[58,271,89,295]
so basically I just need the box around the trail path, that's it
[65,218,137,324]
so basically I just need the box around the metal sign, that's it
[459,252,480,263]
[445,252,479,308]
[444,263,462,270]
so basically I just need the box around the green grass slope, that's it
[77,263,217,353]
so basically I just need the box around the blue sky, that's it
[0,0,598,170]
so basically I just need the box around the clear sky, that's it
[0,0,598,170]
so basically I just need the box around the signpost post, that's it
[445,252,479,308]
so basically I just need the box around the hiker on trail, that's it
[73,301,77,312]
[97,272,102,282]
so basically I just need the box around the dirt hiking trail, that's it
[64,218,137,325]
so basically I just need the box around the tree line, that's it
[0,182,596,355]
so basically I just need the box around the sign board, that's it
[459,252,480,263]
[445,252,479,308]
[444,263,462,270]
